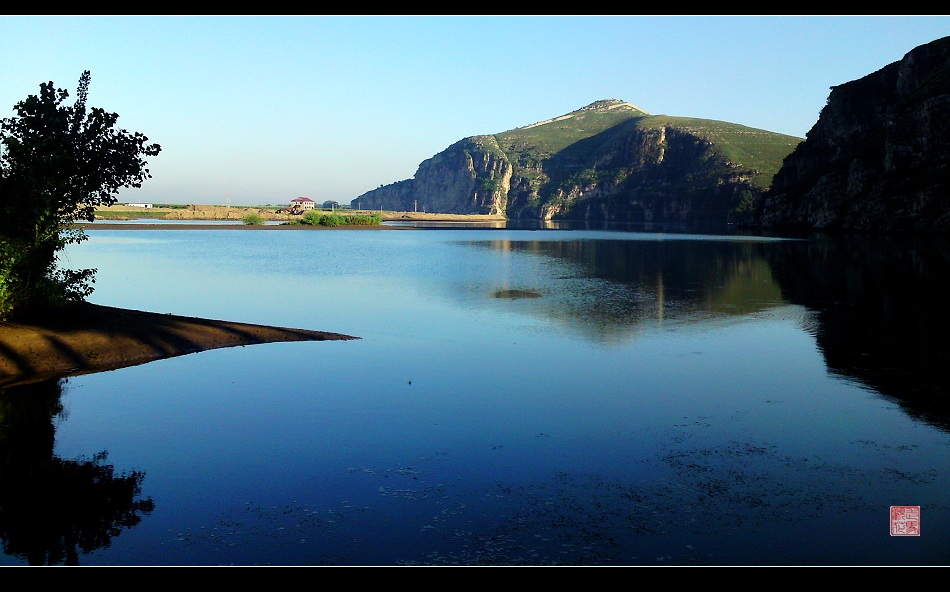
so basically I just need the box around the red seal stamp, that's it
[890,506,921,536]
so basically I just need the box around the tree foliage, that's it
[0,71,160,317]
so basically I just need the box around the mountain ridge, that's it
[517,99,649,130]
[352,99,802,224]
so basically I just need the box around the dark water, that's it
[1,225,948,565]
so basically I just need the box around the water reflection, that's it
[765,235,950,432]
[463,233,950,431]
[15,226,950,565]
[460,236,791,343]
[0,379,154,565]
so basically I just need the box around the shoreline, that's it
[3,211,506,388]
[77,222,410,230]
[0,302,357,388]
[78,212,509,231]
[92,206,508,226]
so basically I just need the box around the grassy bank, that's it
[287,210,383,226]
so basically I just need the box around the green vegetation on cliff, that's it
[496,100,652,162]
[634,116,798,187]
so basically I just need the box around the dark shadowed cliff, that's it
[353,100,801,225]
[758,36,950,233]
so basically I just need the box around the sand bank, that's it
[0,302,357,387]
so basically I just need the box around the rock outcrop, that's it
[353,100,801,224]
[758,36,950,233]
[354,136,512,215]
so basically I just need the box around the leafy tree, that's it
[0,71,160,317]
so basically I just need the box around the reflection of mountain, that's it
[464,232,950,433]
[0,379,154,565]
[465,236,789,344]
[764,236,950,432]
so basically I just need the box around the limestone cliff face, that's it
[354,136,512,215]
[413,136,512,215]
[353,99,799,224]
[759,36,950,232]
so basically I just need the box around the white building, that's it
[290,197,315,210]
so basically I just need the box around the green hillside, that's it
[352,99,803,224]
[497,103,800,191]
[496,100,650,159]
[635,115,801,187]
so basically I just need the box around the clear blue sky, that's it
[3,16,950,206]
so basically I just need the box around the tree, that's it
[0,71,160,318]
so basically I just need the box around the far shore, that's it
[92,204,508,226]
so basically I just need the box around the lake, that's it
[1,223,948,565]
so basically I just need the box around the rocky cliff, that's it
[758,36,950,233]
[353,100,801,224]
[353,136,512,215]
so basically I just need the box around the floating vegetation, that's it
[158,422,949,566]
[492,289,543,299]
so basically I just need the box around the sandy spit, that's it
[0,302,357,387]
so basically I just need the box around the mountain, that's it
[758,36,950,233]
[351,99,802,224]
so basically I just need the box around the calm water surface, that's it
[1,225,948,565]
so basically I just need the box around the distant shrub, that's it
[300,210,323,226]
[299,211,381,227]
[319,213,345,227]
[353,211,383,225]
[242,213,265,225]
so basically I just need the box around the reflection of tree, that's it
[0,379,154,565]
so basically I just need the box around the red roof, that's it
[291,197,314,203]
